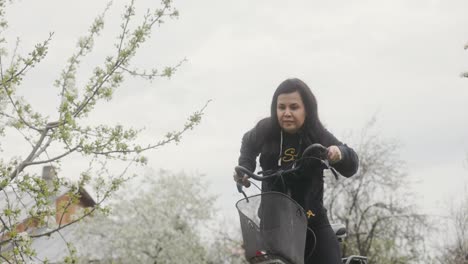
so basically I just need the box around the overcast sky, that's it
[3,0,468,232]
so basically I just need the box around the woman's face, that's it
[276,91,306,134]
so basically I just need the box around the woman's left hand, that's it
[327,145,342,164]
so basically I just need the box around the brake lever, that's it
[321,159,339,181]
[330,167,339,181]
[236,182,249,202]
[237,181,243,193]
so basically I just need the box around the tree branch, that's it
[87,100,210,156]
[117,0,135,55]
[2,128,49,191]
[118,57,187,80]
[0,254,12,264]
[26,146,79,166]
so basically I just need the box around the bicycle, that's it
[234,143,368,264]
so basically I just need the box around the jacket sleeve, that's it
[238,126,262,172]
[323,129,359,178]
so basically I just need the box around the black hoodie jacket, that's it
[238,117,359,228]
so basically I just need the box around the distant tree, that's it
[324,118,428,264]
[205,226,247,264]
[435,151,468,264]
[436,192,468,264]
[0,0,207,262]
[75,170,239,264]
[435,43,468,263]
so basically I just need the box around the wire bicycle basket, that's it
[236,192,308,264]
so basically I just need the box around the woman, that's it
[235,78,359,263]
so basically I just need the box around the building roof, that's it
[0,166,97,262]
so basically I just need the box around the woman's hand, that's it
[233,172,251,187]
[327,145,342,164]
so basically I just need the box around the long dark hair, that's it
[268,78,327,145]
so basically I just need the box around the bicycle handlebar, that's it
[235,143,330,182]
[234,143,341,199]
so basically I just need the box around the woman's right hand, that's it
[233,172,251,187]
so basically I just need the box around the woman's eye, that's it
[278,105,285,110]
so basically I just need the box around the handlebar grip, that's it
[235,166,252,193]
[234,169,250,201]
